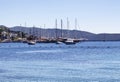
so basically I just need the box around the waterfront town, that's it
[0,25,26,43]
[0,25,83,44]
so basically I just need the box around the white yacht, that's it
[27,40,36,45]
[64,38,76,45]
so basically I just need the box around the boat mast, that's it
[67,18,69,38]
[75,18,77,30]
[75,18,77,39]
[61,19,63,38]
[55,19,58,39]
[44,24,46,38]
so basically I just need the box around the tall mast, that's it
[75,18,77,39]
[61,19,63,38]
[67,18,69,38]
[55,19,58,39]
[75,18,77,30]
[44,24,46,38]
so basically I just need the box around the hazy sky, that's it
[0,0,120,33]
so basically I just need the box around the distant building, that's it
[1,31,8,40]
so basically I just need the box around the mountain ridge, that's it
[9,26,120,41]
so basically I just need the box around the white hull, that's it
[27,41,36,45]
[64,38,76,45]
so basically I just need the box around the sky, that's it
[0,0,120,33]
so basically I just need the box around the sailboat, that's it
[27,26,36,45]
[55,19,63,44]
[27,40,36,45]
[64,38,76,45]
[63,18,77,45]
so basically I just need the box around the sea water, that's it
[0,42,120,82]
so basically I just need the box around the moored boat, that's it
[56,41,62,44]
[64,38,76,45]
[27,40,36,45]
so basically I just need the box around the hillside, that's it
[10,26,120,41]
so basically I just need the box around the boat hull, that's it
[27,41,36,45]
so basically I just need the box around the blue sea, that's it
[0,42,120,82]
